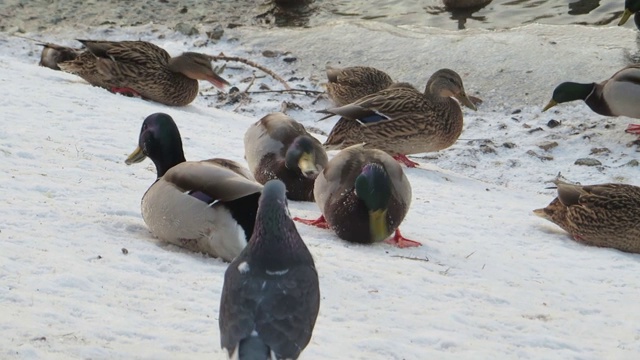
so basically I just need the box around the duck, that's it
[43,39,230,106]
[294,144,420,248]
[38,43,83,70]
[244,112,328,202]
[325,65,395,106]
[533,179,640,254]
[618,0,640,29]
[443,0,492,10]
[542,65,640,134]
[125,113,262,262]
[319,68,477,168]
[219,179,320,360]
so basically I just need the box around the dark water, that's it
[259,0,625,30]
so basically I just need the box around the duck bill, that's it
[206,74,231,90]
[456,93,477,111]
[298,153,318,179]
[368,209,390,243]
[532,208,550,220]
[542,99,557,112]
[125,146,147,165]
[619,9,632,26]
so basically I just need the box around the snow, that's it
[1,21,640,360]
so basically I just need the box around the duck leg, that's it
[392,154,420,168]
[293,215,330,229]
[384,228,422,248]
[625,123,640,135]
[111,87,142,98]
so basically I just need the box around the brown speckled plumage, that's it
[325,66,395,106]
[47,40,229,106]
[533,180,640,254]
[321,68,476,156]
[38,43,83,70]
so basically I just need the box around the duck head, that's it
[619,0,640,26]
[168,52,231,90]
[285,136,322,179]
[355,163,393,243]
[542,82,594,112]
[427,68,477,111]
[125,113,186,177]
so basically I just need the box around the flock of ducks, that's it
[33,3,640,357]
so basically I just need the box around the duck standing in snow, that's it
[125,113,262,262]
[219,179,320,360]
[244,112,328,202]
[533,179,640,254]
[319,68,477,168]
[542,65,640,135]
[39,40,230,106]
[295,144,421,248]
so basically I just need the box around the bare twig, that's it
[391,255,429,262]
[206,54,292,90]
[243,75,257,93]
[246,89,323,95]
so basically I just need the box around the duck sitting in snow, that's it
[38,40,230,106]
[125,113,262,262]
[319,68,477,168]
[542,65,640,135]
[324,65,395,106]
[533,179,640,254]
[618,0,640,29]
[295,144,420,248]
[244,112,328,202]
[219,179,320,360]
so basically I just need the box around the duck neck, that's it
[152,149,186,178]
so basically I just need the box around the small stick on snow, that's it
[206,53,292,90]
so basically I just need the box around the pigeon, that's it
[219,179,320,360]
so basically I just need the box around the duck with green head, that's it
[294,145,420,248]
[542,65,640,134]
[244,112,328,202]
[618,0,640,29]
[125,113,262,262]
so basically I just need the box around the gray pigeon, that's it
[219,179,320,360]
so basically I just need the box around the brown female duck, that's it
[534,180,640,254]
[42,40,229,106]
[325,65,395,106]
[320,68,476,167]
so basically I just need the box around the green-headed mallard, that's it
[43,40,230,106]
[325,65,395,106]
[542,65,640,134]
[533,180,640,254]
[618,0,640,29]
[244,112,328,202]
[294,144,420,248]
[319,68,477,168]
[219,179,320,360]
[125,113,262,262]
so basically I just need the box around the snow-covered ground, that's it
[1,22,639,359]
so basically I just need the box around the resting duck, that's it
[325,65,395,106]
[618,0,640,29]
[542,65,640,134]
[125,113,262,262]
[443,0,492,9]
[320,68,477,167]
[295,144,420,248]
[40,40,229,106]
[533,180,640,254]
[219,179,320,360]
[38,43,83,70]
[244,112,328,202]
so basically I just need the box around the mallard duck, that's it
[325,65,395,106]
[244,112,328,202]
[38,43,83,70]
[618,0,640,29]
[219,179,320,360]
[125,113,262,262]
[320,68,477,168]
[443,0,492,9]
[542,65,640,134]
[533,180,640,254]
[46,40,229,106]
[294,144,420,248]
